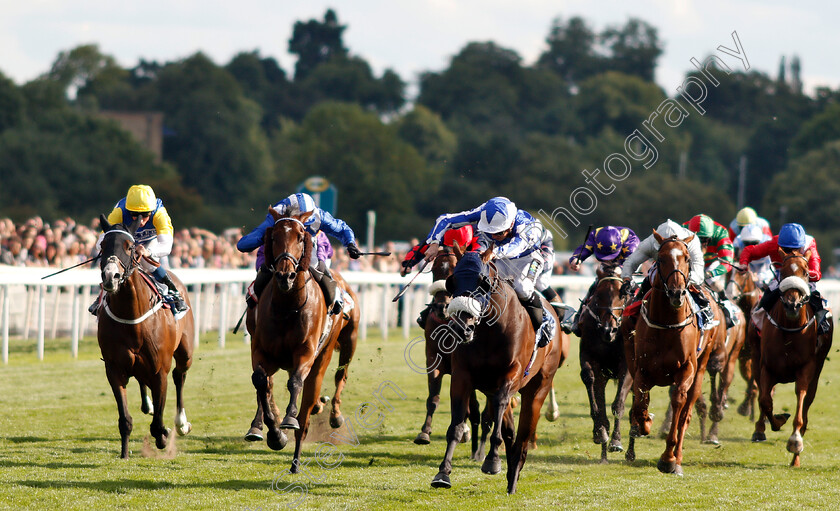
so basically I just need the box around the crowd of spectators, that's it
[6,216,840,279]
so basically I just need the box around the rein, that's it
[582,275,626,332]
[100,228,166,324]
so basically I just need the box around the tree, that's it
[288,9,348,80]
[575,71,666,138]
[0,72,25,133]
[600,18,663,82]
[285,102,437,238]
[226,51,295,129]
[537,16,604,85]
[297,56,405,114]
[395,105,457,170]
[47,44,126,104]
[790,103,840,157]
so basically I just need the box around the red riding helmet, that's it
[443,225,475,248]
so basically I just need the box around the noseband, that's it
[101,229,139,287]
[657,239,690,298]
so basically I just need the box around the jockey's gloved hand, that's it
[620,279,633,298]
[347,243,362,259]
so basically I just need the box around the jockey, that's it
[401,225,480,328]
[620,219,714,327]
[423,197,568,347]
[734,224,774,288]
[236,192,361,315]
[682,214,736,327]
[89,184,188,317]
[728,206,772,241]
[740,223,831,334]
[567,226,640,335]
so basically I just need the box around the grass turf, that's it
[1,328,840,510]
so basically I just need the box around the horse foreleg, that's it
[148,373,170,450]
[107,370,132,459]
[431,374,471,489]
[468,389,481,460]
[245,397,265,441]
[477,400,492,463]
[659,386,675,439]
[253,366,287,451]
[139,384,153,415]
[757,366,789,433]
[172,340,193,437]
[416,368,443,445]
[660,368,693,475]
[482,385,514,476]
[630,373,652,439]
[580,359,608,457]
[610,368,632,455]
[281,368,308,431]
[506,380,550,494]
[291,359,329,475]
[787,373,809,467]
[694,390,708,443]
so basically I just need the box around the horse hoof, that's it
[629,425,646,438]
[280,416,300,430]
[176,421,192,436]
[312,402,324,415]
[481,456,502,475]
[155,430,169,450]
[594,426,609,445]
[267,429,288,451]
[751,431,766,442]
[609,442,624,453]
[737,401,751,417]
[414,432,431,445]
[544,409,560,422]
[657,458,678,474]
[245,427,264,442]
[141,396,154,415]
[704,436,720,446]
[431,472,451,489]
[787,432,804,454]
[460,427,471,444]
[673,465,684,476]
[330,414,344,429]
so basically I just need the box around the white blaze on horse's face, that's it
[102,257,122,293]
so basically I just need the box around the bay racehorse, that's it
[623,231,717,475]
[431,246,568,493]
[96,215,194,458]
[414,247,482,458]
[248,209,360,473]
[578,263,632,463]
[725,267,762,420]
[750,248,832,467]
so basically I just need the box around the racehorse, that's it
[750,248,832,467]
[577,263,632,463]
[430,245,568,493]
[414,247,482,457]
[96,215,194,458]
[248,209,360,473]
[725,267,762,420]
[623,231,717,475]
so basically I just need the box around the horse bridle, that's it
[779,253,811,310]
[583,275,626,331]
[269,217,308,274]
[101,229,140,287]
[656,238,691,298]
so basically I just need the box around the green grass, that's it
[2,329,840,510]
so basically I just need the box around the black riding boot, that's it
[417,305,431,328]
[809,290,833,334]
[160,275,188,314]
[524,293,550,347]
[542,287,573,334]
[689,286,714,326]
[758,287,780,312]
[88,291,103,316]
[247,264,272,308]
[312,261,342,315]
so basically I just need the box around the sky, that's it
[1,0,837,97]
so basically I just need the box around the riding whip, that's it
[41,255,101,280]
[393,259,428,302]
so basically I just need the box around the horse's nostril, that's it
[288,272,297,280]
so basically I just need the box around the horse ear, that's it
[128,214,143,234]
[684,234,695,244]
[777,247,787,259]
[299,210,314,223]
[596,266,605,279]
[480,246,494,264]
[653,229,664,245]
[445,275,456,295]
[99,214,111,232]
[452,240,464,259]
[269,206,282,222]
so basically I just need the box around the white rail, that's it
[3,265,837,363]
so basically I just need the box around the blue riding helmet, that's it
[778,223,806,249]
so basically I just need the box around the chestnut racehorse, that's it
[750,249,832,467]
[578,263,633,463]
[248,209,360,473]
[624,232,718,475]
[96,215,194,458]
[431,247,568,494]
[726,267,762,419]
[414,247,482,458]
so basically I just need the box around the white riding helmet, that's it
[477,197,517,234]
[740,224,764,244]
[654,219,690,240]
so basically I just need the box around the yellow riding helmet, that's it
[125,185,157,212]
[736,207,757,226]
